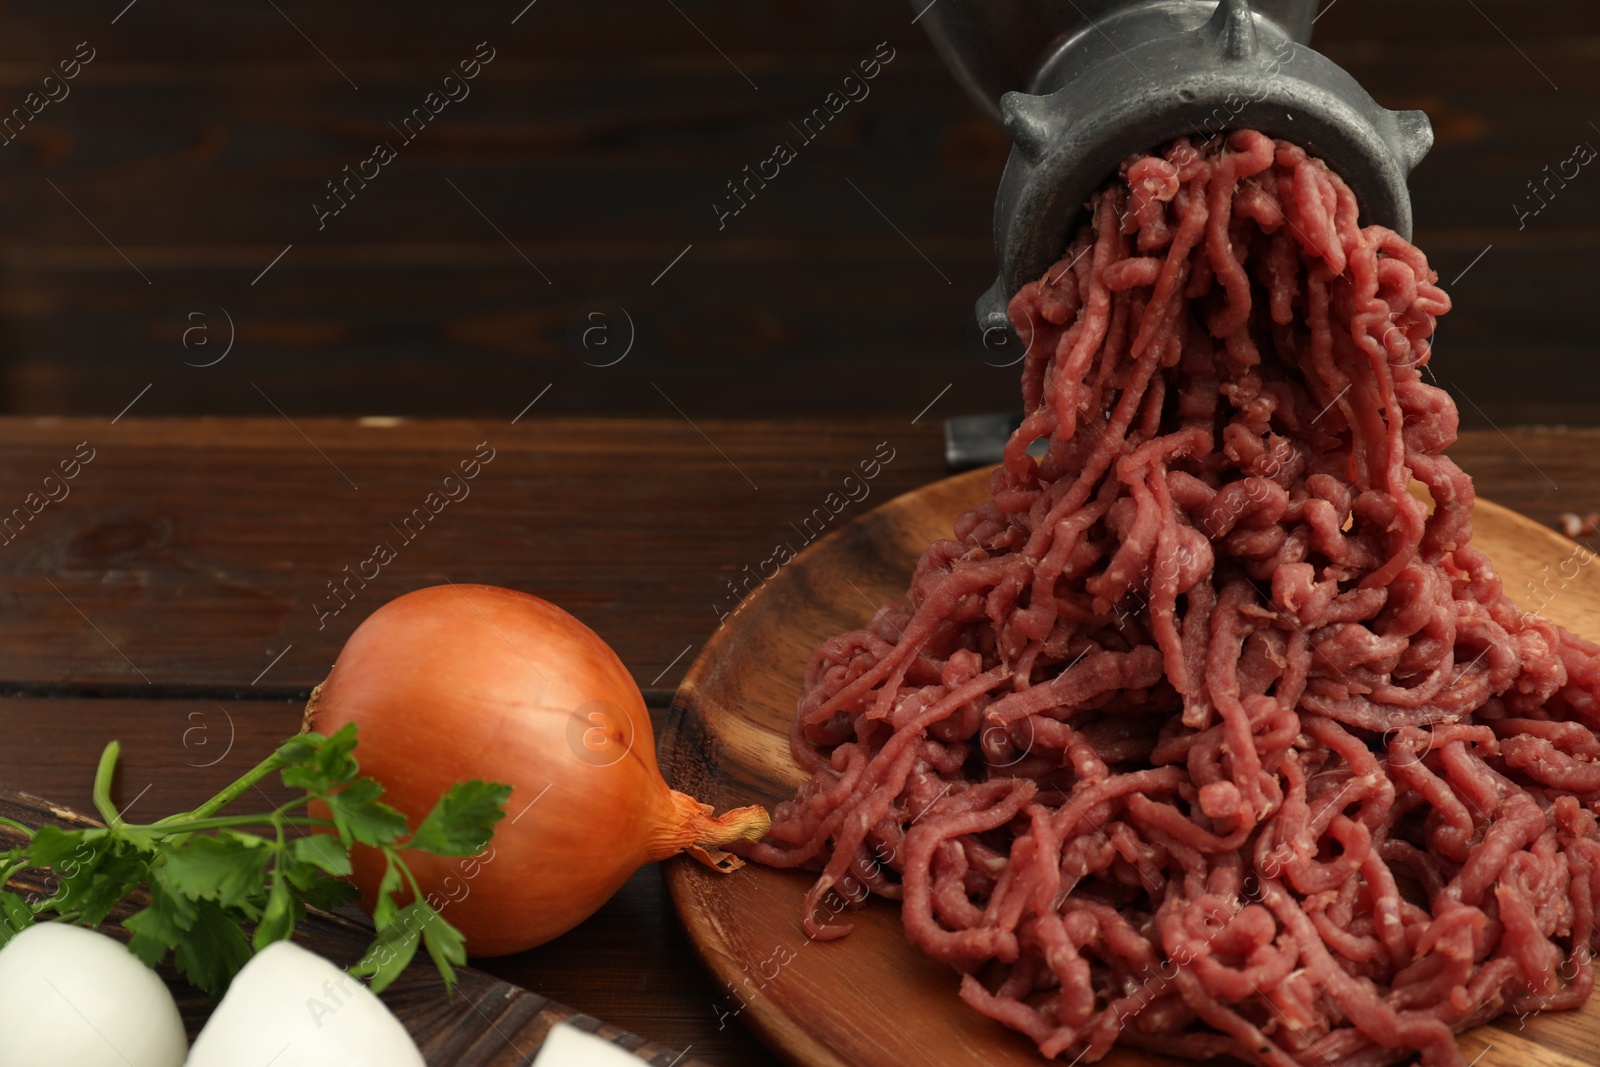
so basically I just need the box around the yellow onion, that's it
[306,584,767,956]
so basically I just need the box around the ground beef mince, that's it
[743,131,1600,1067]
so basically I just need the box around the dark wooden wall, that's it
[0,1,1594,427]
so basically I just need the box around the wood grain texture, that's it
[659,469,1600,1067]
[0,416,943,694]
[0,1,1594,423]
[0,788,705,1066]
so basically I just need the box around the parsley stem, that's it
[271,796,315,818]
[91,741,123,828]
[153,749,287,827]
[150,814,339,835]
[0,817,34,839]
[396,852,427,904]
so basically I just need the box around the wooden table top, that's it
[1,415,1596,1065]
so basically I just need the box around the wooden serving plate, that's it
[0,789,703,1067]
[660,466,1600,1067]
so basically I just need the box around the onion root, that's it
[662,791,771,873]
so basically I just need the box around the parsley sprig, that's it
[0,724,510,999]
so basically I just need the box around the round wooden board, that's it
[660,467,1600,1067]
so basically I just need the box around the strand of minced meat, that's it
[741,130,1600,1067]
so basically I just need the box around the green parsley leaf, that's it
[289,833,352,877]
[0,845,26,878]
[371,851,403,929]
[115,828,161,854]
[323,779,409,848]
[277,841,359,913]
[44,835,147,928]
[253,872,294,951]
[171,899,253,1000]
[15,723,510,1002]
[418,904,468,995]
[270,731,323,765]
[407,780,512,857]
[351,898,466,996]
[295,872,360,913]
[161,833,272,911]
[122,874,197,968]
[349,901,427,994]
[25,825,105,870]
[0,890,32,948]
[278,723,361,793]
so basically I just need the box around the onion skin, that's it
[305,584,768,957]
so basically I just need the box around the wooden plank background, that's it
[0,417,946,693]
[0,0,1593,425]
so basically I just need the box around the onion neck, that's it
[653,790,771,873]
[301,683,322,734]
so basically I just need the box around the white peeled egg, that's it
[0,921,187,1067]
[532,1023,652,1066]
[185,940,423,1067]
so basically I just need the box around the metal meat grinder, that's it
[915,0,1433,336]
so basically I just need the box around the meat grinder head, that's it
[914,0,1434,333]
